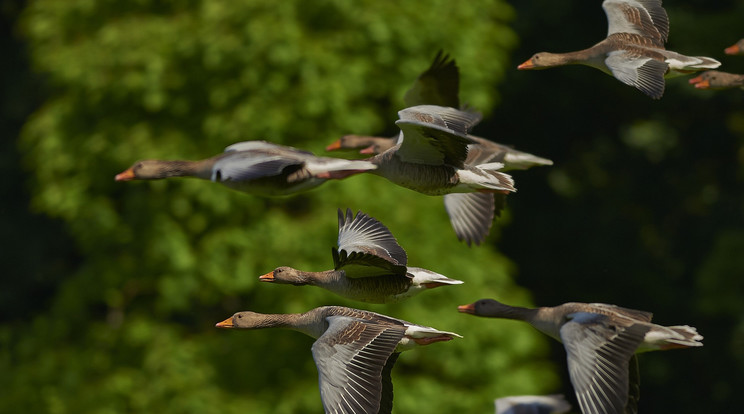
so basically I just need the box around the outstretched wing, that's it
[443,193,496,246]
[605,49,668,99]
[223,140,314,156]
[603,0,669,46]
[312,316,405,414]
[560,312,650,414]
[333,209,408,277]
[211,152,303,183]
[404,50,460,108]
[395,105,479,168]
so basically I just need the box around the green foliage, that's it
[3,1,556,413]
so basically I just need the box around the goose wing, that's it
[395,105,479,168]
[404,50,460,108]
[603,0,669,45]
[312,316,406,414]
[212,152,303,183]
[224,140,314,156]
[443,193,496,246]
[560,312,650,414]
[333,209,408,277]
[605,49,668,99]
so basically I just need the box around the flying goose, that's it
[260,208,462,303]
[115,141,375,196]
[518,0,720,99]
[329,53,549,245]
[458,299,703,414]
[360,105,517,245]
[216,306,460,414]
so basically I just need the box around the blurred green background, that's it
[1,0,742,412]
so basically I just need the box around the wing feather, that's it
[312,316,405,414]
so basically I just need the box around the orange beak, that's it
[689,75,711,89]
[517,58,535,70]
[115,168,136,181]
[215,317,234,328]
[325,139,343,151]
[457,304,475,314]
[258,271,275,282]
[725,44,741,55]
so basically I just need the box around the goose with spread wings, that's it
[361,105,517,245]
[459,299,703,414]
[216,306,460,414]
[518,0,720,99]
[260,208,462,303]
[328,53,549,245]
[115,141,376,196]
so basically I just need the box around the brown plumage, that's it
[115,141,375,196]
[518,0,720,99]
[216,306,460,414]
[259,209,462,304]
[458,298,703,414]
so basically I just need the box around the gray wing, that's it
[395,105,480,168]
[560,312,651,414]
[603,0,668,45]
[312,316,406,414]
[605,50,667,99]
[404,50,460,108]
[211,152,303,183]
[333,209,408,277]
[443,193,495,246]
[223,140,314,156]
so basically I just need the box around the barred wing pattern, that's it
[333,209,408,277]
[395,105,480,168]
[312,316,406,414]
[560,312,650,414]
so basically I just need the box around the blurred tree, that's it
[1,1,560,413]
[5,0,742,413]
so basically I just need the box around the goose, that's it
[115,141,375,196]
[328,54,549,245]
[689,70,744,90]
[458,299,703,414]
[494,394,571,414]
[725,39,744,55]
[517,0,720,99]
[359,105,517,245]
[328,130,550,245]
[260,208,462,303]
[326,52,552,172]
[216,305,460,414]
